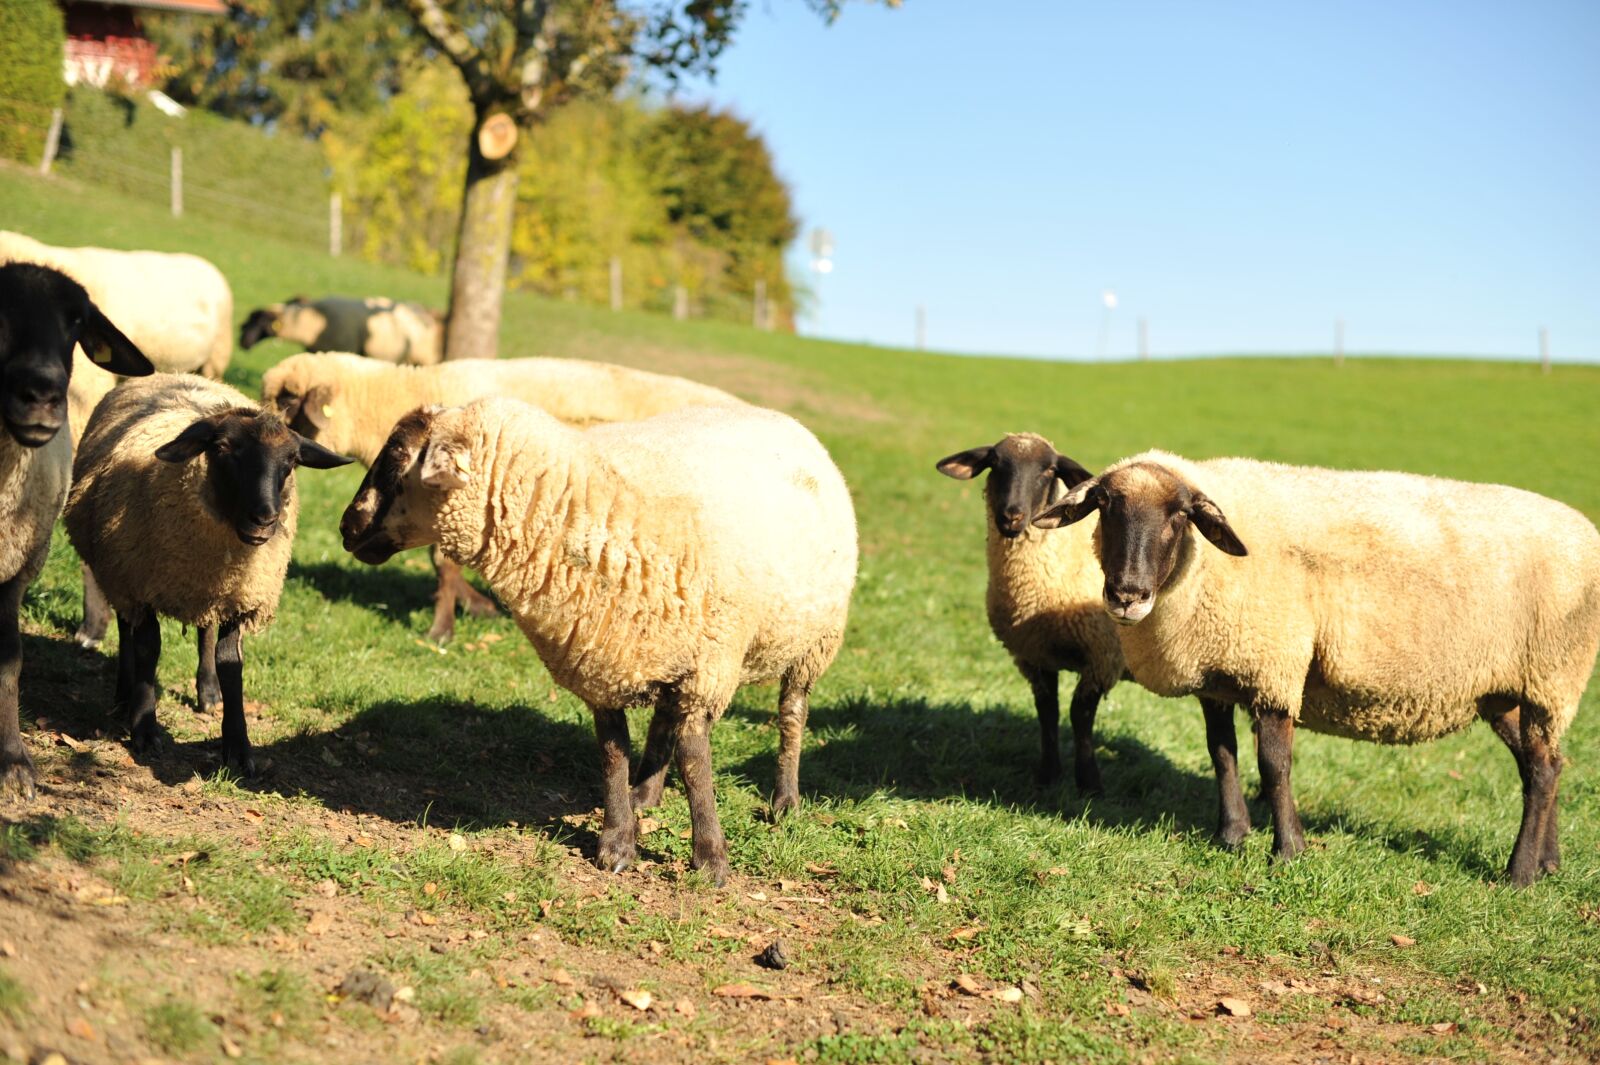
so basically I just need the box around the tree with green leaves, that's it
[0,0,66,165]
[402,0,896,360]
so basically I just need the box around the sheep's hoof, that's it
[425,621,455,645]
[127,716,163,755]
[690,851,730,888]
[1035,760,1063,789]
[596,832,636,875]
[222,746,257,778]
[73,629,102,651]
[1073,762,1104,797]
[767,791,800,822]
[1268,836,1306,865]
[464,596,500,619]
[1214,821,1251,850]
[196,690,223,715]
[0,749,37,802]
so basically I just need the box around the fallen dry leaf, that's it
[804,862,839,877]
[66,1017,97,1041]
[305,911,333,936]
[1412,880,1434,897]
[952,974,984,996]
[243,809,264,823]
[991,986,1024,1004]
[1217,997,1253,1017]
[549,968,575,987]
[1431,1021,1459,1034]
[1259,979,1293,997]
[569,1000,601,1021]
[935,884,951,904]
[314,879,339,898]
[220,1034,243,1059]
[1390,934,1417,948]
[617,989,653,1011]
[423,882,438,896]
[674,998,697,1018]
[949,925,984,941]
[1106,1002,1131,1017]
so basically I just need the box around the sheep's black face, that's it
[156,408,352,545]
[1033,462,1248,625]
[936,435,1092,538]
[0,263,151,447]
[238,308,281,350]
[341,407,436,565]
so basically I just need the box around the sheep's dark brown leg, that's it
[675,706,730,886]
[0,573,36,800]
[631,705,676,812]
[1068,678,1105,795]
[75,564,111,649]
[215,620,254,776]
[125,608,163,754]
[114,614,133,712]
[1203,698,1251,848]
[426,563,458,645]
[772,670,811,817]
[1018,663,1062,787]
[1254,708,1305,863]
[1488,707,1560,875]
[1505,710,1561,887]
[452,567,499,618]
[195,626,222,713]
[592,707,637,874]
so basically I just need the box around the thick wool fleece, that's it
[64,375,296,632]
[262,353,745,466]
[983,435,1124,691]
[0,428,72,592]
[423,398,856,712]
[1095,450,1600,746]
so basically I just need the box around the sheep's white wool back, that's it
[64,375,296,632]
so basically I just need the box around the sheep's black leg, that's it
[771,670,811,817]
[631,704,676,812]
[1253,708,1305,863]
[1488,707,1560,875]
[1068,678,1105,795]
[195,626,222,713]
[1505,710,1561,887]
[1018,662,1062,787]
[0,574,36,800]
[1202,698,1251,848]
[114,613,133,712]
[215,620,254,776]
[592,706,637,874]
[126,608,163,754]
[75,564,111,649]
[675,703,730,886]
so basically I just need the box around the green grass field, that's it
[2,162,1599,1063]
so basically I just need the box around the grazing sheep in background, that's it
[239,297,443,365]
[64,375,351,772]
[0,263,153,798]
[340,398,858,886]
[262,352,746,642]
[936,434,1126,792]
[1033,450,1600,886]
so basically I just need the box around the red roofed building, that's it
[61,0,227,90]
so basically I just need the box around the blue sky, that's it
[682,1,1600,361]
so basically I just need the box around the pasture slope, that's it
[1,162,1598,1064]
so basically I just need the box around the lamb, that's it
[0,263,152,798]
[339,398,858,886]
[63,375,351,772]
[240,296,443,365]
[936,434,1124,791]
[1032,450,1600,886]
[261,352,745,642]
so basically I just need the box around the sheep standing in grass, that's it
[340,398,857,886]
[64,376,351,772]
[240,297,443,365]
[0,263,152,797]
[1033,450,1600,885]
[262,352,745,642]
[936,435,1125,791]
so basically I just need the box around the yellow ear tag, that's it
[452,451,471,474]
[89,344,112,365]
[321,404,335,418]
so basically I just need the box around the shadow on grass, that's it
[11,627,1520,881]
[288,559,439,629]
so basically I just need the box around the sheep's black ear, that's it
[155,417,220,462]
[82,302,154,377]
[1188,495,1247,556]
[935,446,995,480]
[294,433,353,470]
[1052,453,1094,489]
[1033,479,1103,529]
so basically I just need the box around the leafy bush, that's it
[0,0,66,164]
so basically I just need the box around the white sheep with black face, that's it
[339,397,858,887]
[0,262,152,799]
[64,375,351,774]
[936,434,1128,793]
[1034,449,1600,886]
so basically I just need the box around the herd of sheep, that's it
[1,230,1597,892]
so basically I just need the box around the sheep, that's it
[239,296,443,365]
[0,262,153,798]
[339,398,858,886]
[1032,449,1600,886]
[936,434,1125,792]
[63,375,351,772]
[261,352,746,643]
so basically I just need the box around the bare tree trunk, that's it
[442,109,521,361]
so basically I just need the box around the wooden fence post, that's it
[170,146,183,218]
[673,284,688,321]
[39,108,63,175]
[329,192,343,257]
[609,258,623,311]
